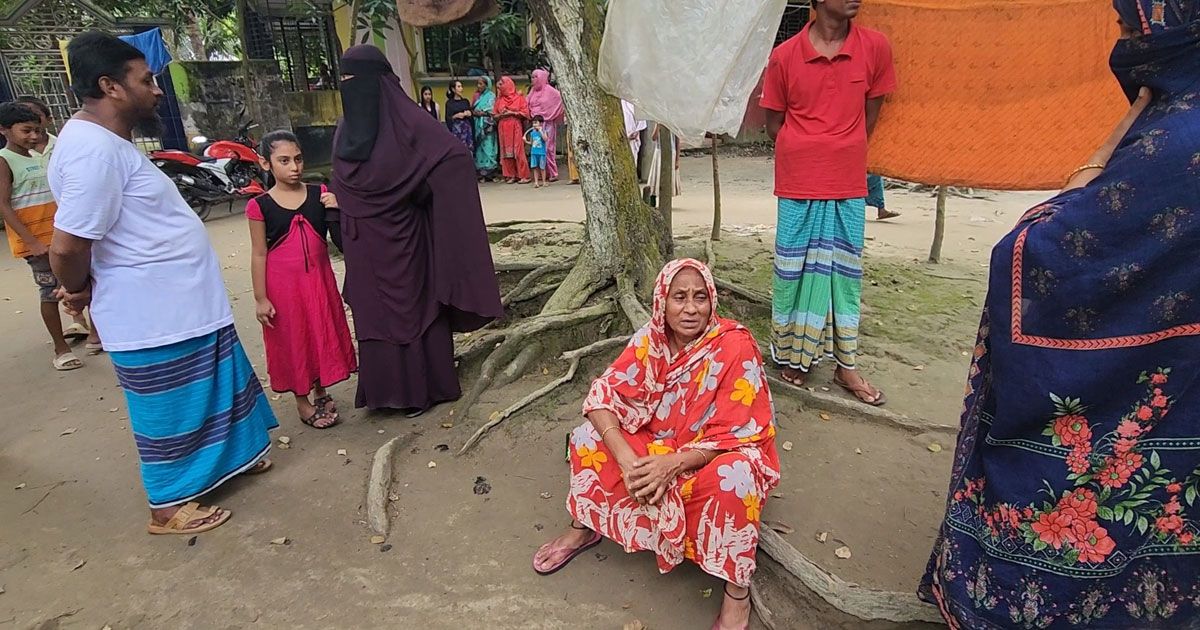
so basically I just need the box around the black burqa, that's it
[333,45,503,411]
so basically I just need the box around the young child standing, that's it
[0,103,82,371]
[18,96,102,352]
[247,131,356,429]
[525,115,548,188]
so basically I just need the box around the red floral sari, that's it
[567,258,781,587]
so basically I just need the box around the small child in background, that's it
[0,102,86,371]
[247,130,357,429]
[525,115,548,188]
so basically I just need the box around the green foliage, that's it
[353,0,397,44]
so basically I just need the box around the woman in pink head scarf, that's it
[527,69,565,182]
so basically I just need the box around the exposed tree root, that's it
[458,335,630,455]
[451,301,617,423]
[501,261,574,306]
[714,277,771,307]
[750,579,779,630]
[616,274,651,330]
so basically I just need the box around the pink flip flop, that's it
[533,527,602,576]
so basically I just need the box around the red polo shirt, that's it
[761,22,896,200]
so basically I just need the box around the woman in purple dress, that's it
[332,45,503,415]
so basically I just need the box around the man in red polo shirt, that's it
[761,0,895,405]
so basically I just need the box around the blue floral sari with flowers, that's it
[920,1,1200,627]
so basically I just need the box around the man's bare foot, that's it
[876,209,901,221]
[714,584,751,630]
[780,367,805,387]
[533,522,595,573]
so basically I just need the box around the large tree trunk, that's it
[527,0,669,318]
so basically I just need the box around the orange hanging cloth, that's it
[858,0,1128,190]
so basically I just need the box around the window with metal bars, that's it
[244,7,339,92]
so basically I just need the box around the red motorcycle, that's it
[150,114,266,219]
[196,116,266,194]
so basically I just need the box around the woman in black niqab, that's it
[333,45,503,414]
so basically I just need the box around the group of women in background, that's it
[418,72,567,185]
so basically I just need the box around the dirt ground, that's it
[0,155,1053,629]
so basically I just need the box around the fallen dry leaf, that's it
[108,407,119,413]
[278,436,291,444]
[14,483,25,490]
[770,492,784,499]
[701,588,713,599]
[819,413,831,422]
[388,493,399,502]
[58,407,68,413]
[623,622,646,630]
[72,559,87,571]
[270,394,282,401]
[441,422,454,429]
[369,535,386,544]
[855,448,863,455]
[764,520,795,535]
[427,461,437,468]
[835,545,853,559]
[377,429,386,434]
[781,441,794,452]
[60,427,77,436]
[816,532,829,544]
[928,443,944,453]
[539,492,553,500]
[913,365,925,371]
[336,449,348,456]
[270,537,289,545]
[278,443,291,450]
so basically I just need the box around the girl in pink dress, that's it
[247,131,357,429]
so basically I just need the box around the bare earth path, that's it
[0,155,1050,629]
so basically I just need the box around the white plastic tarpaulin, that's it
[598,0,787,146]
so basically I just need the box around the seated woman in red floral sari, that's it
[532,259,780,630]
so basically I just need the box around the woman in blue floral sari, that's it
[921,2,1200,627]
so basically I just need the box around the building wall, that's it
[168,60,292,148]
[286,90,342,167]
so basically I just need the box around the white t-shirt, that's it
[50,119,233,352]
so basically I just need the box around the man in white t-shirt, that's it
[49,31,277,536]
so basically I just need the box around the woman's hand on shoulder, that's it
[320,191,338,208]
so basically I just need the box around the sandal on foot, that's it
[242,459,272,475]
[53,352,83,371]
[876,209,901,221]
[84,342,104,356]
[147,502,231,535]
[833,374,887,407]
[301,409,339,429]
[63,323,90,341]
[314,395,337,415]
[533,524,603,576]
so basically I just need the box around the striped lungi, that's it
[111,325,278,508]
[771,197,865,372]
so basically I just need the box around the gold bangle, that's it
[600,426,621,441]
[1066,163,1106,183]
